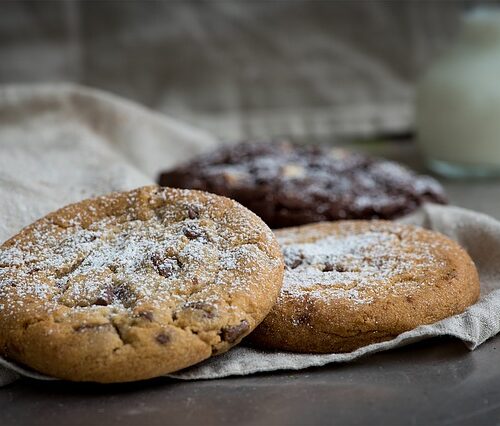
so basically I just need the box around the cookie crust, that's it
[0,186,284,382]
[249,221,480,353]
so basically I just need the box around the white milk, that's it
[417,8,500,177]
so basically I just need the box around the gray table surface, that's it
[2,142,500,426]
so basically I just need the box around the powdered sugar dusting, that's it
[279,224,446,306]
[0,187,281,317]
[160,142,448,228]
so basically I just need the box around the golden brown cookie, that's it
[0,186,284,382]
[249,221,480,353]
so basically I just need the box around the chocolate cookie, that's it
[158,141,447,228]
[249,221,480,353]
[0,186,284,382]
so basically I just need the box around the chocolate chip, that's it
[183,226,202,239]
[138,311,154,321]
[289,258,302,269]
[221,320,250,343]
[187,206,200,219]
[83,234,97,242]
[322,262,347,272]
[182,301,216,318]
[94,297,109,306]
[158,262,174,278]
[151,254,161,265]
[156,332,170,345]
[94,286,114,306]
[152,255,177,278]
[211,346,222,355]
[323,262,334,272]
[113,285,132,306]
[286,252,304,269]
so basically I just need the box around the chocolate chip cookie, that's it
[0,186,284,382]
[249,221,480,353]
[158,141,447,228]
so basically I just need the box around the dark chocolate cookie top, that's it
[158,141,447,228]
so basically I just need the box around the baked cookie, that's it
[158,141,447,228]
[0,186,284,382]
[249,221,479,353]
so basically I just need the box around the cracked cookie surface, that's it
[0,186,284,382]
[249,221,479,353]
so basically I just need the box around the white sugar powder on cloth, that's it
[1,84,500,385]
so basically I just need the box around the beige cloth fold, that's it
[0,83,218,244]
[1,84,499,386]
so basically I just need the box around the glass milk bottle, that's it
[417,8,500,178]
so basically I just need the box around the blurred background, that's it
[0,0,488,143]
